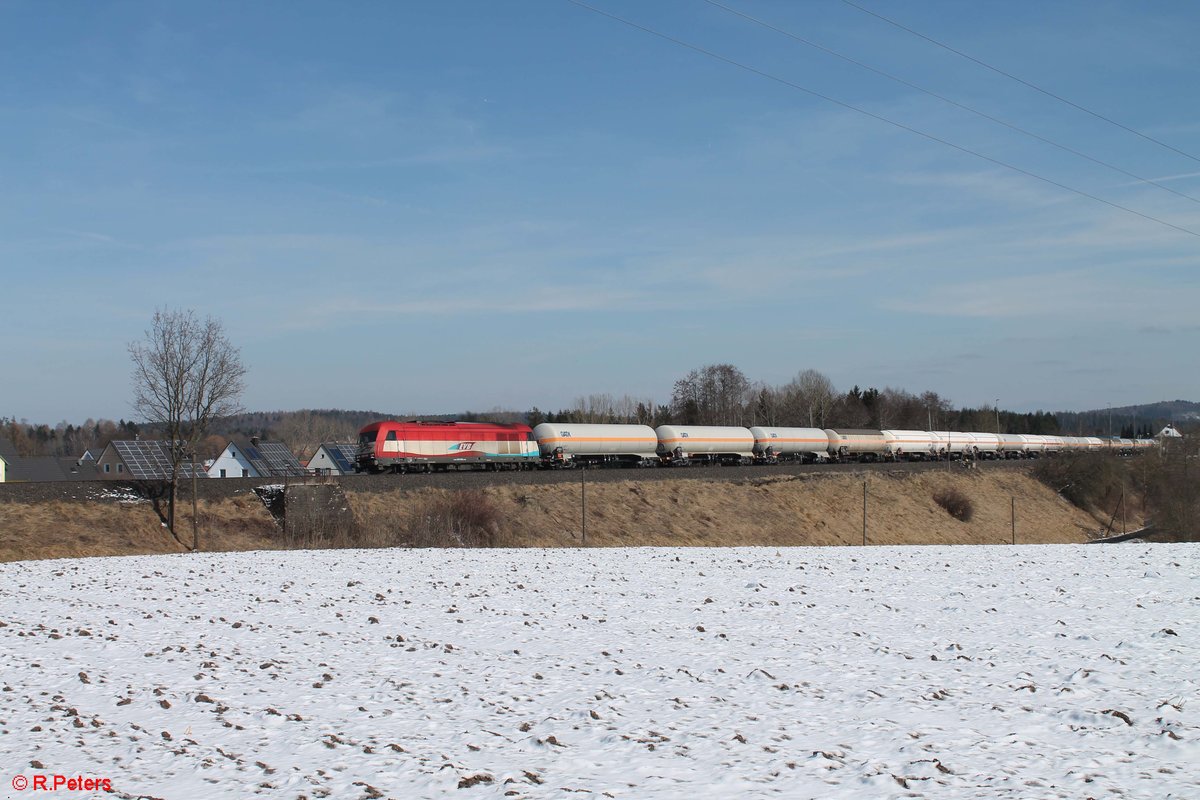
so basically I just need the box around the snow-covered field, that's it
[2,545,1197,799]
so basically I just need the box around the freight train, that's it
[355,419,1154,473]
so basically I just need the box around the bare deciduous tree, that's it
[276,410,345,461]
[671,364,751,426]
[130,309,245,549]
[785,369,836,428]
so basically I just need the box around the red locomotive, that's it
[356,420,539,473]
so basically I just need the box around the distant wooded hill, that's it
[1054,400,1200,438]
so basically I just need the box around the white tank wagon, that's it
[1020,434,1047,456]
[656,425,756,465]
[749,427,830,462]
[1084,436,1105,451]
[880,430,938,460]
[997,433,1028,459]
[967,433,1001,459]
[932,431,974,459]
[532,423,659,468]
[1059,436,1086,452]
[824,429,887,461]
[1041,435,1066,455]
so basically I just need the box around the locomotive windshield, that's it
[359,431,377,445]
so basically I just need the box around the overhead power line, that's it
[840,0,1200,165]
[565,1,1200,238]
[705,0,1200,205]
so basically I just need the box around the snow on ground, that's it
[1,544,1197,799]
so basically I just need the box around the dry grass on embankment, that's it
[347,469,1111,549]
[0,469,1116,563]
[0,495,279,563]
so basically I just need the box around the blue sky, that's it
[2,1,1197,423]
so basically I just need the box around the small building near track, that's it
[207,437,306,478]
[95,440,205,481]
[307,443,359,476]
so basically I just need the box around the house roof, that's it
[0,437,100,481]
[103,440,206,480]
[0,455,100,482]
[318,442,359,473]
[227,438,307,477]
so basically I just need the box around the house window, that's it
[220,469,227,478]
[104,464,110,473]
[242,469,249,477]
[118,464,124,473]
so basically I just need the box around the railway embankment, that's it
[0,462,1117,562]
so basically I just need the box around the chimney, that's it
[251,435,260,447]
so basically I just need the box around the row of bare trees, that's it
[0,417,141,458]
[669,364,960,430]
[525,363,1073,434]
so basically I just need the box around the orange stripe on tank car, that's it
[659,437,753,444]
[538,437,657,443]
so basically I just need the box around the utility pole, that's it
[1011,497,1016,545]
[190,450,199,552]
[862,479,868,546]
[580,471,586,546]
[995,399,1001,435]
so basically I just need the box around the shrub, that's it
[933,487,974,521]
[1141,451,1200,540]
[405,489,500,548]
[1032,452,1128,516]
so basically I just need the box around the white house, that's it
[0,436,15,483]
[1156,425,1184,439]
[307,443,359,476]
[207,437,307,478]
[207,441,256,478]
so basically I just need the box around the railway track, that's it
[336,457,1037,495]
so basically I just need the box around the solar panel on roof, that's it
[112,441,203,480]
[236,440,306,477]
[329,443,358,473]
